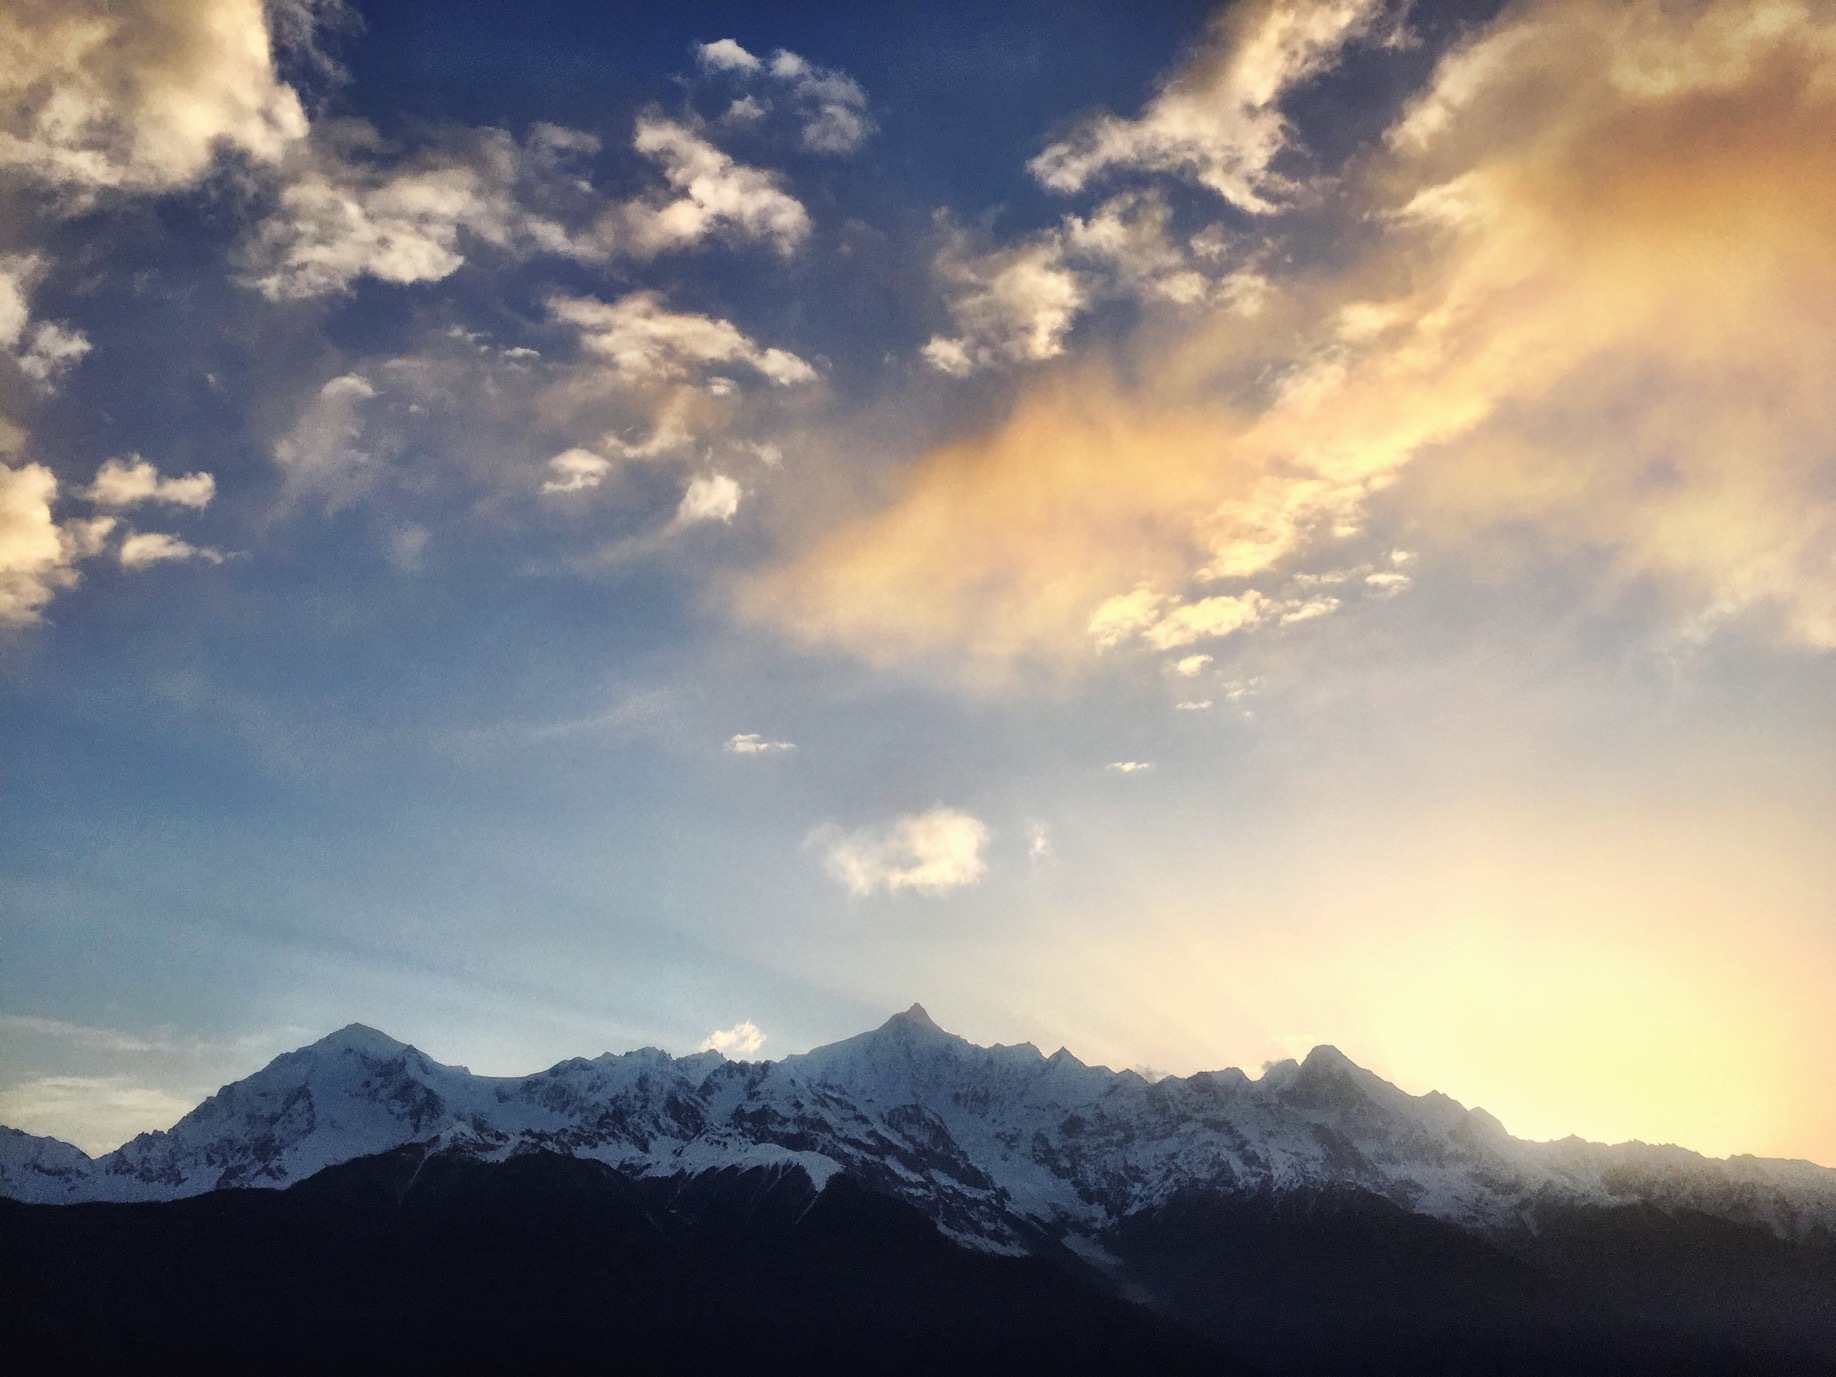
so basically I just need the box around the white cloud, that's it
[0,0,310,199]
[616,117,811,257]
[1028,0,1387,211]
[1175,699,1212,710]
[699,1020,765,1057]
[725,732,794,754]
[552,291,816,386]
[0,256,90,387]
[1278,596,1339,624]
[1092,588,1267,653]
[767,50,875,155]
[271,372,376,507]
[1171,653,1212,676]
[676,473,740,525]
[541,447,612,494]
[923,235,1084,375]
[1108,760,1154,773]
[87,457,215,509]
[0,1075,196,1156]
[242,125,589,300]
[1141,592,1267,650]
[922,193,1234,376]
[696,39,762,74]
[118,531,223,568]
[0,462,100,626]
[1024,819,1053,865]
[696,40,875,155]
[812,806,990,897]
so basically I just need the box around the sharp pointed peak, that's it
[884,1003,945,1035]
[307,1024,412,1057]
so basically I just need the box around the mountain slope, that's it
[6,1007,1831,1252]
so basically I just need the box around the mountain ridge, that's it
[3,1007,1833,1256]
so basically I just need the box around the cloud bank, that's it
[748,0,1836,673]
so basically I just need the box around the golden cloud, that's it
[745,0,1836,673]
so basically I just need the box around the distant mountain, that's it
[4,1008,1833,1372]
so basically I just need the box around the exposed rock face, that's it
[4,1005,1833,1256]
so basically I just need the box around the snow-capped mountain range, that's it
[4,1006,1832,1252]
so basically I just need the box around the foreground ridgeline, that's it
[3,1009,1833,1374]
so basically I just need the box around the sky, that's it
[1,0,1833,1166]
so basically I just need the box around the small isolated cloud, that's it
[1108,760,1153,773]
[699,1019,765,1057]
[1024,819,1053,865]
[696,40,876,155]
[812,806,990,897]
[725,732,794,754]
[551,291,816,386]
[541,447,612,494]
[272,372,377,508]
[1176,699,1212,711]
[677,473,741,525]
[87,457,215,509]
[1171,654,1212,676]
[618,117,811,256]
[696,39,762,74]
[118,532,224,569]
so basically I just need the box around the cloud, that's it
[541,448,612,494]
[1108,760,1153,773]
[1175,699,1212,710]
[614,116,811,257]
[0,463,127,626]
[0,0,310,199]
[922,193,1235,376]
[87,457,215,509]
[765,49,875,155]
[1024,819,1053,865]
[699,1020,765,1057]
[271,372,376,507]
[923,234,1084,376]
[696,39,761,75]
[677,473,741,525]
[1028,0,1387,211]
[1171,653,1212,676]
[749,0,1836,671]
[724,732,794,754]
[241,124,589,300]
[242,109,805,299]
[0,1075,195,1156]
[696,40,876,155]
[0,256,90,386]
[117,531,224,568]
[812,806,990,897]
[552,291,815,387]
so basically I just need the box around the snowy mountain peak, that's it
[307,1023,416,1058]
[885,1003,946,1035]
[4,1010,1834,1254]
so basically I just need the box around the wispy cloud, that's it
[724,733,795,754]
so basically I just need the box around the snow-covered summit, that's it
[4,1009,1833,1254]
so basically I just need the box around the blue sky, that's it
[3,0,1835,1166]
